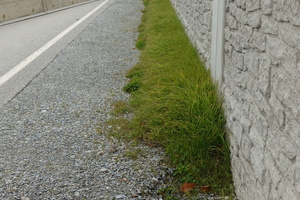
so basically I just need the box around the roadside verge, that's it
[109,0,235,197]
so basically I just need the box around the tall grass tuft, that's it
[125,0,233,194]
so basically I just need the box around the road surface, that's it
[0,0,111,107]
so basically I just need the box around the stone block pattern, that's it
[224,0,300,199]
[170,0,213,65]
[172,0,300,199]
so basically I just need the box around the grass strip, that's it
[123,0,233,196]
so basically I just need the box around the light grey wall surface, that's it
[0,0,90,23]
[170,0,213,65]
[171,0,300,199]
[223,1,300,199]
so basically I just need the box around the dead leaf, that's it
[118,179,128,182]
[199,185,211,193]
[180,183,196,193]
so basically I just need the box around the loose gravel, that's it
[0,0,229,199]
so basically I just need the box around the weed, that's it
[105,118,131,140]
[112,101,132,115]
[125,148,142,160]
[158,187,179,200]
[123,80,141,93]
[136,38,146,50]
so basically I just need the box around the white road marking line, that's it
[0,0,110,87]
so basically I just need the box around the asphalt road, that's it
[0,0,112,107]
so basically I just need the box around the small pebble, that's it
[100,168,108,172]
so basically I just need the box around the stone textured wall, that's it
[171,0,300,199]
[170,0,213,64]
[224,0,300,199]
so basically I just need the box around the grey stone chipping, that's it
[0,0,169,199]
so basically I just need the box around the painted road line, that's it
[0,0,110,87]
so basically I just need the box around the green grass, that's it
[114,0,233,196]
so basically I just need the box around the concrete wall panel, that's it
[0,0,43,22]
[43,0,90,11]
[0,0,90,23]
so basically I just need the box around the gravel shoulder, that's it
[0,0,170,199]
